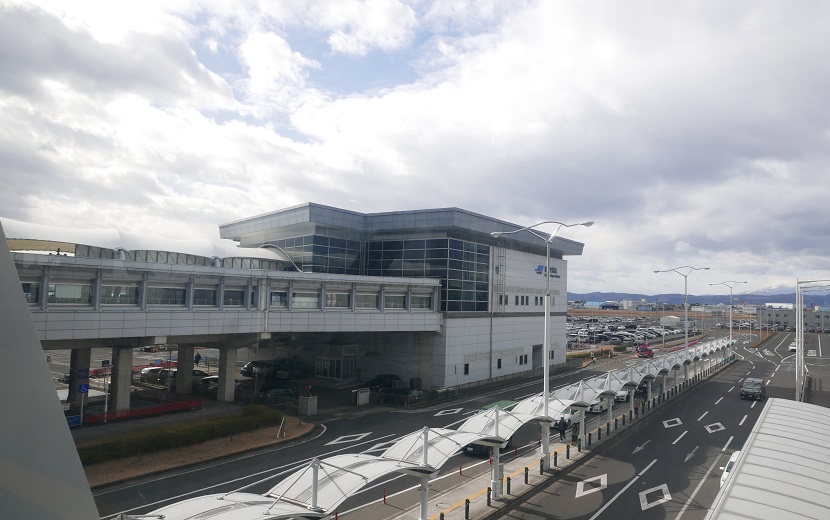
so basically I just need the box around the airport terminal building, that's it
[219,203,586,389]
[4,203,586,404]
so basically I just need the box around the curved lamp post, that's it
[491,220,593,469]
[709,281,747,347]
[654,266,710,351]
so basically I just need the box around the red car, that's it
[636,346,654,358]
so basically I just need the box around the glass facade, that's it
[101,285,139,305]
[269,235,489,312]
[48,283,94,305]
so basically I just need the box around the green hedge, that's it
[78,405,282,465]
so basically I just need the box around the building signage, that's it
[535,265,560,278]
[77,368,89,380]
[77,383,89,394]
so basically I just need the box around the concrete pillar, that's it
[176,345,195,394]
[218,347,239,402]
[111,346,134,411]
[67,348,92,407]
[491,444,501,500]
[607,398,613,424]
[661,375,666,396]
[420,476,430,520]
[684,364,689,384]
[540,421,551,470]
[629,389,634,415]
[647,380,652,402]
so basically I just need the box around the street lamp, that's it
[491,220,593,469]
[709,281,747,347]
[654,266,710,351]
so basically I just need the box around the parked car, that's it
[789,342,797,352]
[587,396,608,413]
[363,373,403,391]
[159,368,211,385]
[377,387,422,405]
[614,388,630,402]
[198,375,245,396]
[242,358,307,380]
[139,366,164,382]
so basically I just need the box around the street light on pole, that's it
[491,220,593,469]
[654,266,710,350]
[709,281,747,347]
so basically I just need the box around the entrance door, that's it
[532,344,542,369]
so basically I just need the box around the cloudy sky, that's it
[2,1,828,295]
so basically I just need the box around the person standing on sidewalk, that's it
[558,417,567,441]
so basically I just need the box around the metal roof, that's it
[0,217,289,262]
[706,398,830,520]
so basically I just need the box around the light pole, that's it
[491,220,593,470]
[709,281,747,347]
[654,266,710,350]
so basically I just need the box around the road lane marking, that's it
[705,423,725,433]
[588,459,657,520]
[751,401,757,409]
[640,483,672,510]
[575,474,608,498]
[727,386,734,392]
[435,408,463,416]
[715,397,724,404]
[674,453,724,519]
[722,435,734,451]
[326,432,372,445]
[684,446,698,463]
[739,415,747,426]
[663,418,683,428]
[633,440,651,454]
[672,431,688,444]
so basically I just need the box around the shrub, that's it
[78,405,283,465]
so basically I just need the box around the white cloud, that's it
[2,0,830,295]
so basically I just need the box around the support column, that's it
[579,410,586,448]
[420,476,430,520]
[111,346,134,411]
[491,445,501,500]
[661,375,666,396]
[647,380,652,402]
[176,345,195,394]
[540,421,551,470]
[674,369,678,389]
[217,347,239,402]
[629,389,634,415]
[684,364,689,384]
[67,348,92,407]
[606,397,613,424]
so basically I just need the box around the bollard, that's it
[506,476,511,495]
[607,422,610,435]
[459,462,463,476]
[566,444,570,459]
[440,514,444,520]
[540,458,544,474]
[622,414,626,426]
[629,410,633,421]
[588,432,592,447]
[487,487,491,507]
[598,428,601,441]
[335,512,338,520]
[465,498,470,520]
[614,417,618,430]
[553,451,557,467]
[383,486,387,505]
[524,466,529,484]
[578,438,582,452]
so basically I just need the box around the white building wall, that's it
[430,248,570,388]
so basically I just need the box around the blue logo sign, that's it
[77,383,89,394]
[66,415,81,427]
[535,265,559,277]
[77,368,89,380]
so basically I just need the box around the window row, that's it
[269,291,432,311]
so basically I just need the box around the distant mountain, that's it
[566,292,823,306]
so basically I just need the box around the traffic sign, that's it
[77,383,89,394]
[77,368,89,379]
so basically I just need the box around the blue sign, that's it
[66,415,81,427]
[535,265,560,278]
[77,383,89,394]
[77,368,89,379]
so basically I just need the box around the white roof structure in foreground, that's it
[150,338,737,519]
[0,217,289,262]
[706,398,830,520]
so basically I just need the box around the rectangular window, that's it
[497,358,502,369]
[356,293,379,308]
[146,286,186,305]
[326,292,351,308]
[293,291,320,309]
[384,294,406,309]
[464,363,470,375]
[223,289,245,306]
[411,295,432,309]
[193,288,217,306]
[48,283,94,305]
[101,285,139,305]
[270,291,288,308]
[21,282,40,304]
[515,295,519,305]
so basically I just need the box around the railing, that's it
[82,398,201,425]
